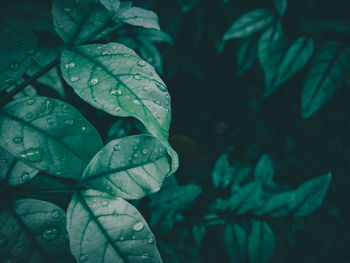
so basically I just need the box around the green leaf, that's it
[223,224,247,263]
[254,154,274,185]
[302,42,350,118]
[274,0,288,17]
[0,146,39,186]
[133,28,173,44]
[212,154,232,189]
[67,190,162,263]
[0,16,37,92]
[0,96,103,179]
[237,36,258,76]
[293,173,332,216]
[223,9,275,41]
[230,181,262,214]
[275,36,314,88]
[192,225,206,247]
[115,6,160,30]
[99,0,120,12]
[258,23,288,96]
[60,43,178,174]
[79,135,170,199]
[138,39,163,74]
[231,167,252,192]
[178,0,200,13]
[255,191,297,216]
[52,0,111,44]
[0,198,74,262]
[248,221,275,263]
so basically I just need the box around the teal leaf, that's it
[258,23,288,96]
[0,96,103,179]
[255,191,297,216]
[60,43,178,174]
[254,154,275,185]
[192,225,206,247]
[99,0,120,12]
[223,9,275,41]
[302,42,350,118]
[274,0,288,17]
[237,36,258,76]
[138,39,163,74]
[79,135,170,200]
[0,16,37,92]
[293,173,332,216]
[230,181,262,214]
[0,198,74,262]
[224,224,247,263]
[178,0,200,13]
[133,28,173,44]
[67,190,162,263]
[275,36,314,88]
[231,167,252,191]
[52,0,111,44]
[212,154,232,189]
[248,221,275,263]
[0,146,39,186]
[115,6,160,30]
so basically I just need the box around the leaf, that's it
[178,0,200,13]
[293,173,332,216]
[301,42,350,118]
[230,181,262,214]
[231,167,252,191]
[138,39,163,74]
[52,0,111,44]
[258,23,288,96]
[67,190,162,263]
[223,9,275,41]
[180,57,203,80]
[79,135,170,199]
[0,198,74,262]
[0,146,39,186]
[115,6,160,30]
[237,36,258,76]
[248,221,275,263]
[0,96,103,179]
[255,191,297,216]
[192,225,206,247]
[133,28,173,44]
[274,0,288,17]
[212,154,232,189]
[60,43,178,174]
[0,16,37,92]
[99,0,120,12]
[223,224,247,263]
[275,36,314,87]
[254,154,274,185]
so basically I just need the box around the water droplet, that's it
[89,78,99,85]
[123,54,130,58]
[81,126,87,131]
[154,100,160,105]
[141,253,149,259]
[134,153,139,158]
[64,119,74,126]
[155,83,167,91]
[132,221,144,231]
[120,236,125,241]
[79,255,88,262]
[64,7,71,12]
[64,62,76,69]
[132,235,136,239]
[114,106,121,112]
[102,200,109,207]
[27,98,35,105]
[56,171,62,176]
[109,89,117,95]
[70,76,79,82]
[47,118,55,126]
[142,149,148,154]
[52,210,60,219]
[133,99,140,105]
[4,78,15,85]
[25,112,33,118]
[147,237,154,244]
[42,228,59,241]
[142,86,148,91]
[102,50,110,55]
[113,144,120,151]
[0,234,8,248]
[9,62,19,70]
[26,49,35,56]
[46,100,55,113]
[62,105,69,111]
[21,172,31,182]
[137,60,146,67]
[117,89,122,95]
[134,74,141,80]
[20,148,43,163]
[13,137,23,144]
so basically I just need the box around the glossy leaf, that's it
[0,146,39,186]
[52,0,111,44]
[237,36,258,76]
[0,198,73,262]
[138,39,163,74]
[231,181,262,214]
[133,28,173,44]
[255,191,297,216]
[192,225,206,247]
[117,6,160,30]
[0,96,103,179]
[275,36,314,88]
[79,135,170,199]
[293,173,332,216]
[248,221,275,263]
[212,154,232,189]
[302,42,350,118]
[223,9,275,40]
[0,16,37,92]
[224,224,247,263]
[60,43,178,173]
[67,190,162,263]
[254,154,274,185]
[274,0,288,17]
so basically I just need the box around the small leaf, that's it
[133,28,173,44]
[115,6,160,30]
[0,199,73,262]
[0,96,103,179]
[178,0,200,13]
[80,135,170,199]
[255,191,297,216]
[0,146,39,186]
[275,36,314,87]
[223,9,275,40]
[223,224,247,263]
[99,0,120,12]
[0,16,37,92]
[138,38,163,74]
[302,42,350,118]
[254,154,274,184]
[212,154,232,189]
[237,36,259,76]
[274,0,288,17]
[53,0,111,44]
[231,181,262,214]
[293,173,332,216]
[67,190,162,263]
[248,221,275,263]
[192,225,206,247]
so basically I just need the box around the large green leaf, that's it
[212,154,232,189]
[0,16,37,92]
[0,199,74,263]
[0,146,39,186]
[255,191,297,216]
[60,43,178,173]
[237,36,259,76]
[248,221,275,263]
[79,135,170,199]
[223,9,275,41]
[178,0,200,13]
[301,42,350,118]
[67,190,163,263]
[223,224,247,263]
[0,96,103,179]
[52,0,111,44]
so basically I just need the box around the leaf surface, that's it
[224,224,247,263]
[237,36,258,75]
[212,154,232,189]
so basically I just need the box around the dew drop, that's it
[117,89,122,95]
[154,100,160,105]
[142,86,148,91]
[0,234,8,248]
[134,153,139,158]
[123,54,130,58]
[64,62,75,69]
[42,228,59,241]
[133,99,140,105]
[21,172,31,182]
[102,200,109,207]
[70,76,79,82]
[114,106,121,112]
[46,100,55,113]
[64,119,74,126]
[120,236,125,241]
[113,144,120,151]
[142,149,148,154]
[64,7,71,12]
[62,105,69,111]
[26,49,35,56]
[13,137,23,144]
[102,50,110,55]
[132,221,144,232]
[89,78,99,85]
[137,60,146,67]
[25,112,33,118]
[4,78,15,85]
[109,89,118,95]
[155,83,167,92]
[133,74,141,80]
[79,254,88,262]
[47,118,55,126]
[9,62,19,70]
[147,237,154,244]
[20,148,43,163]
[52,210,60,219]
[141,253,149,259]
[27,98,35,105]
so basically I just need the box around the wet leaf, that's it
[115,6,160,30]
[224,224,247,263]
[138,39,163,74]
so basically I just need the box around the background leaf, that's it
[237,36,259,76]
[116,6,160,30]
[212,154,232,189]
[192,225,206,247]
[274,0,288,17]
[223,224,247,263]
